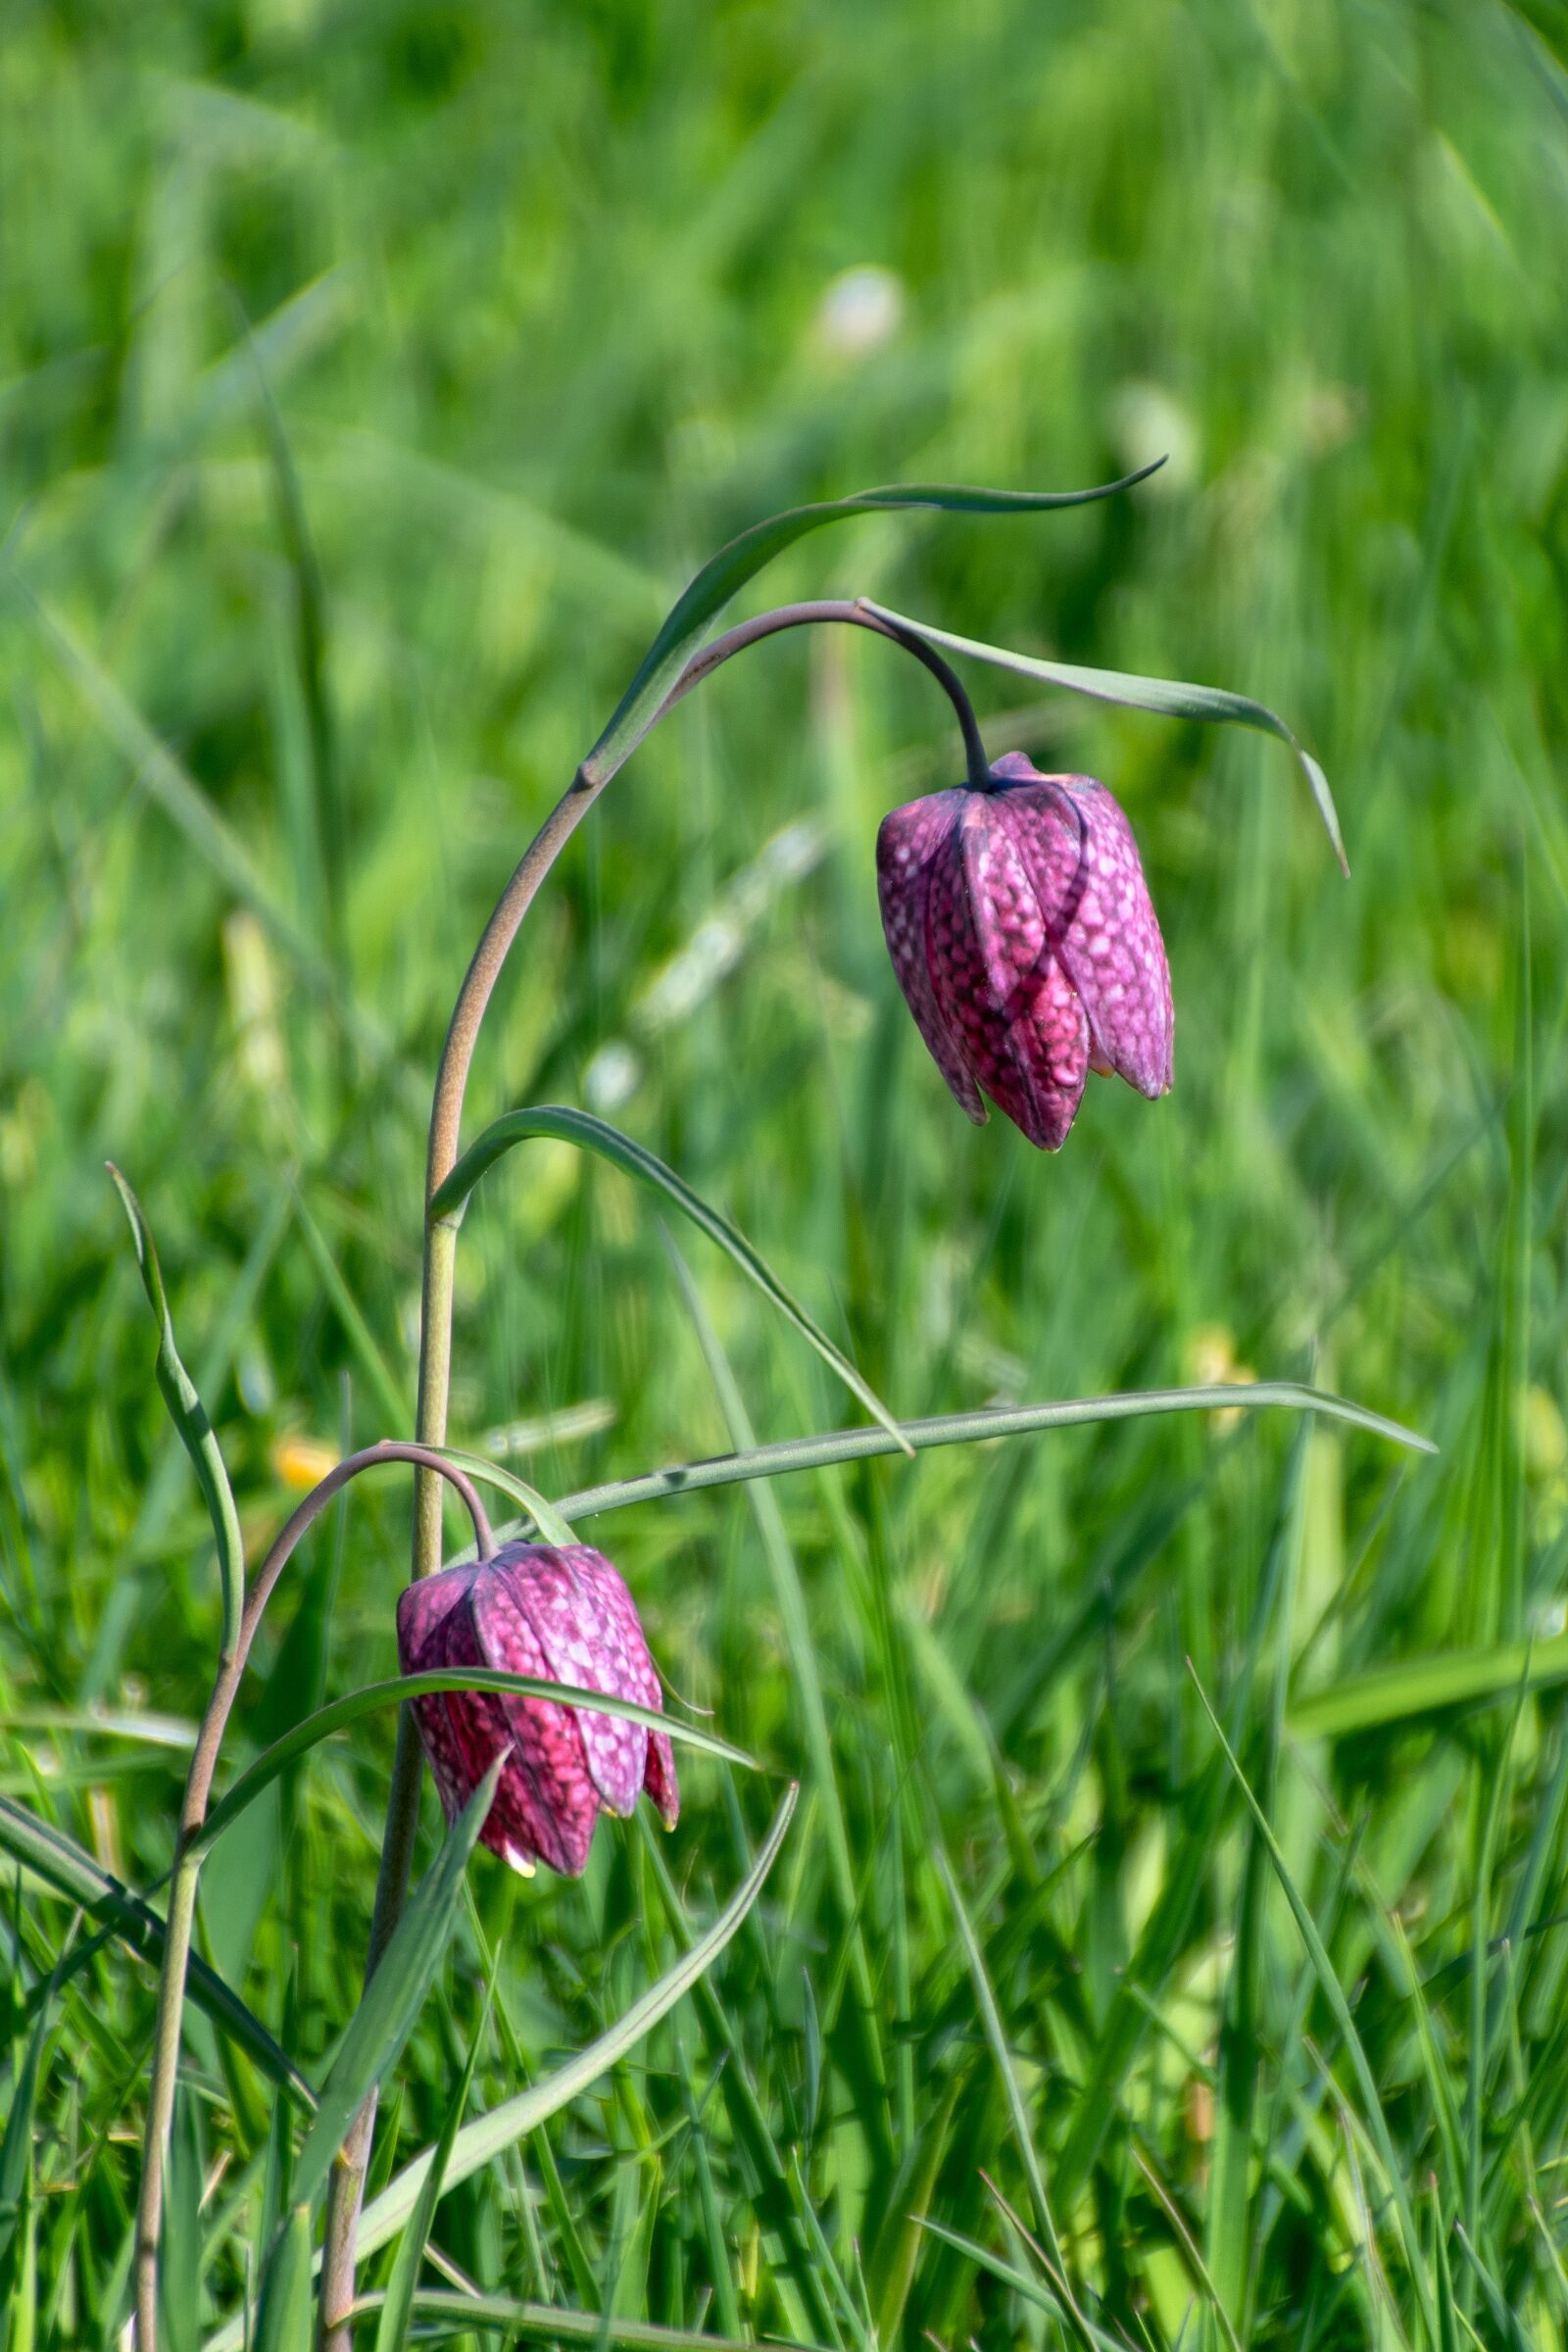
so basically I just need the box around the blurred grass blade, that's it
[349,1784,797,2270]
[196,1786,802,2346]
[0,1794,312,2104]
[585,467,1162,781]
[430,1448,578,1545]
[355,2290,831,2349]
[540,1380,1433,1532]
[429,1103,909,1453]
[934,1848,1084,2339]
[1191,1671,1439,2345]
[108,1166,245,1659]
[1290,1631,1568,1739]
[291,1754,504,2213]
[254,2205,314,2352]
[192,1671,758,1859]
[373,1975,494,2352]
[859,597,1348,874]
[0,1996,48,2298]
[662,1228,890,2146]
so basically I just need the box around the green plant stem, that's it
[131,1445,491,2351]
[318,594,992,2346]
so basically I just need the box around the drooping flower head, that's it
[876,753,1172,1151]
[397,1541,678,1879]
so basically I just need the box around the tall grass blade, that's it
[107,1167,245,1659]
[193,1669,757,1859]
[859,598,1348,872]
[586,468,1162,781]
[290,1754,504,2213]
[1191,1673,1440,2345]
[429,1104,909,1452]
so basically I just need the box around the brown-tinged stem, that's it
[132,1445,491,2352]
[318,595,991,2346]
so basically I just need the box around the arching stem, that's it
[133,1445,490,2351]
[317,595,992,2346]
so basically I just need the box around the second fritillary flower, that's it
[876,753,1173,1151]
[397,1541,678,1880]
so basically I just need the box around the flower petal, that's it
[876,791,986,1124]
[924,799,1089,1150]
[505,1546,658,1821]
[998,767,1172,1100]
[470,1558,600,1878]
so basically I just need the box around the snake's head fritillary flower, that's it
[876,752,1173,1151]
[397,1541,678,1879]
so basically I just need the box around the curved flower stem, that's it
[133,1445,491,2351]
[318,595,991,2346]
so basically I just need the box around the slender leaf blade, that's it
[535,1380,1433,1534]
[291,1755,505,2213]
[253,2205,313,2352]
[0,1794,311,2104]
[585,468,1162,781]
[429,1103,910,1452]
[192,1671,757,1860]
[859,597,1348,873]
[108,1166,245,1657]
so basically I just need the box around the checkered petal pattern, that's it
[396,1540,680,1880]
[876,753,1172,1150]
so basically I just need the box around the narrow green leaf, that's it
[0,1998,48,2293]
[355,2289,831,2350]
[351,1787,795,2259]
[1191,1671,1440,2347]
[191,1670,757,1861]
[429,1447,578,1546]
[0,1794,312,2105]
[373,1977,493,2352]
[429,1102,910,1454]
[1290,1630,1568,1740]
[202,1786,798,2350]
[934,1847,1086,2342]
[859,596,1348,874]
[108,1166,245,1659]
[254,2205,313,2352]
[532,1380,1432,1535]
[585,468,1161,783]
[291,1755,504,2213]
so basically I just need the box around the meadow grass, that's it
[3,0,1568,2342]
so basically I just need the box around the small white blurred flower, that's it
[813,266,906,360]
[584,1040,643,1113]
[1109,380,1201,496]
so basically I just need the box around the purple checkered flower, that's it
[397,1542,679,1879]
[876,753,1173,1151]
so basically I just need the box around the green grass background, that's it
[4,0,1568,2341]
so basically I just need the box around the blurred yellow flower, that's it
[1183,1324,1256,1434]
[270,1434,341,1491]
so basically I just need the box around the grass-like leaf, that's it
[202,1785,798,2351]
[0,1793,312,2105]
[540,1379,1432,1531]
[108,1165,246,1659]
[372,1974,493,2352]
[290,1754,504,2213]
[1289,1629,1568,1739]
[253,2204,314,2352]
[859,596,1348,874]
[1191,1669,1440,2346]
[190,1670,759,1860]
[584,468,1162,784]
[356,2289,831,2349]
[428,1102,910,1453]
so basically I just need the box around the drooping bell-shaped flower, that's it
[397,1542,679,1879]
[876,753,1173,1151]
